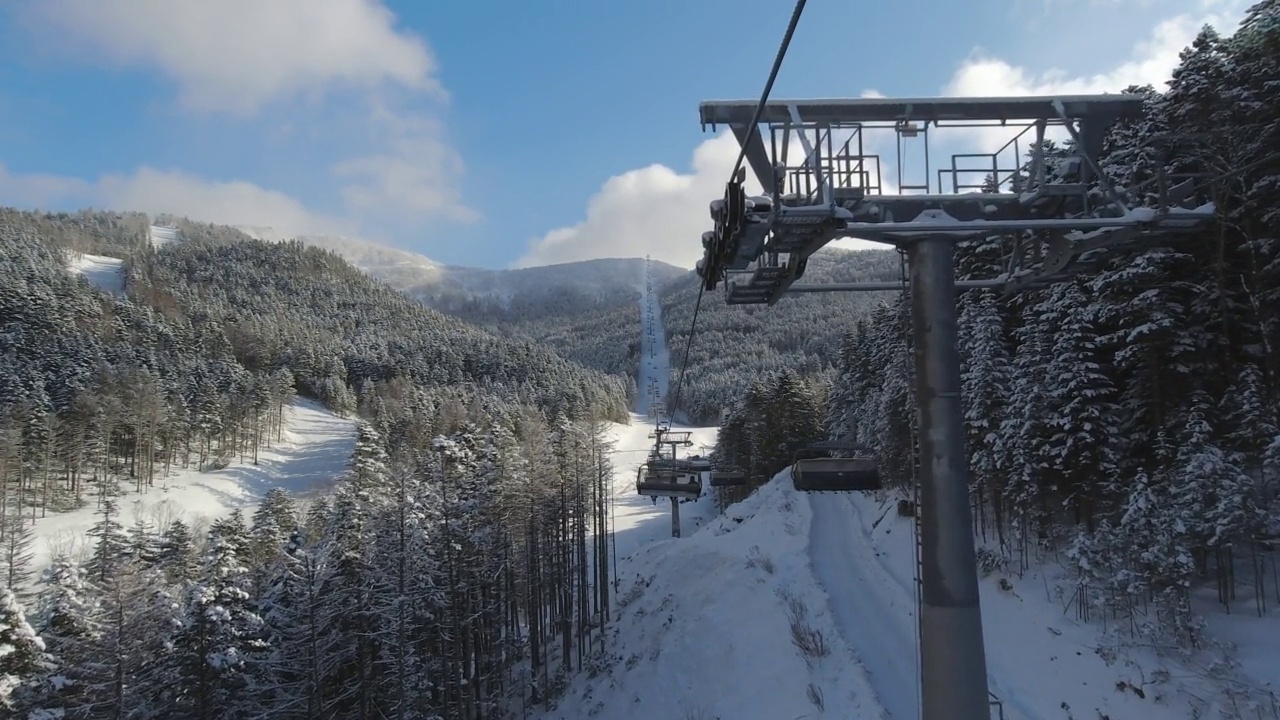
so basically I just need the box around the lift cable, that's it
[662,0,809,431]
[728,0,809,182]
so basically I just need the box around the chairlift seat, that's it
[792,457,881,492]
[636,464,703,499]
[709,469,746,488]
[684,457,713,471]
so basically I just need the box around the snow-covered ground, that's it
[148,224,180,248]
[29,399,356,572]
[827,491,1280,719]
[1196,591,1280,706]
[552,467,1280,720]
[68,252,124,295]
[553,253,1280,720]
[543,472,885,720]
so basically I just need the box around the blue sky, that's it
[0,0,1252,269]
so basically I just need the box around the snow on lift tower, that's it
[694,94,1217,305]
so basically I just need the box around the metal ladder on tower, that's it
[899,247,925,720]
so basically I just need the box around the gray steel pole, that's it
[907,236,990,720]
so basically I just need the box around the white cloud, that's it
[20,0,476,229]
[97,168,353,235]
[0,163,91,208]
[0,163,350,237]
[945,11,1227,97]
[516,133,761,269]
[941,1,1249,155]
[25,0,438,114]
[332,102,478,226]
[517,129,898,269]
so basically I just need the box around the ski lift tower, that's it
[637,424,702,537]
[695,94,1216,720]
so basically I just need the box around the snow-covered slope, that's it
[236,226,445,289]
[550,474,1280,720]
[635,260,670,419]
[30,399,356,573]
[68,252,124,294]
[148,224,180,248]
[607,257,717,552]
[564,245,1280,719]
[820,492,1280,718]
[602,416,719,560]
[542,473,883,720]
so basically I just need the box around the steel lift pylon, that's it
[694,93,1216,720]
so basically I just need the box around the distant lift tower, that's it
[636,425,708,537]
[694,94,1215,720]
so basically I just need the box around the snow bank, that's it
[30,399,356,572]
[68,253,124,295]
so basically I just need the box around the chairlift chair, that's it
[790,440,881,493]
[636,461,703,500]
[685,455,713,472]
[709,466,747,487]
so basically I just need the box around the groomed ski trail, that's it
[810,494,921,720]
[634,261,669,419]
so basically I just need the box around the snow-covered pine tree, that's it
[958,289,1011,541]
[0,588,50,715]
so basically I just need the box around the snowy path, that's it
[31,399,356,572]
[810,494,920,720]
[603,257,718,559]
[541,474,886,720]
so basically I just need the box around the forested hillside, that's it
[401,259,687,386]
[408,257,685,322]
[0,208,634,717]
[798,13,1280,648]
[0,207,627,522]
[461,247,900,426]
[662,247,901,424]
[127,220,630,421]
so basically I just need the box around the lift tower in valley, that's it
[695,94,1216,720]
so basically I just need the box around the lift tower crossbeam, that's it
[695,93,1216,720]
